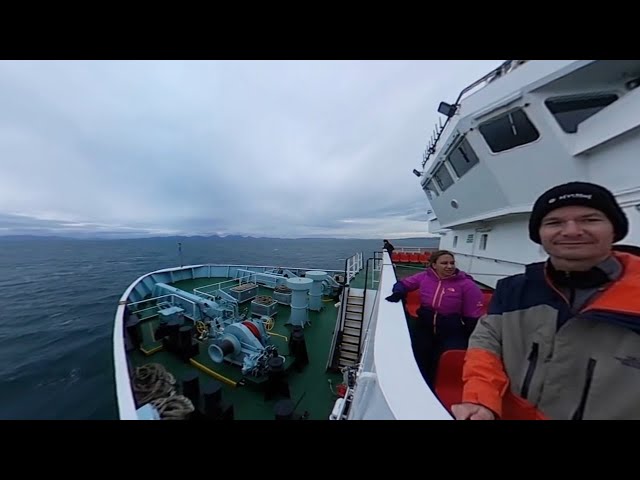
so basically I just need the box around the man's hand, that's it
[451,403,495,420]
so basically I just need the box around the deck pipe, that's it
[289,327,309,371]
[202,380,234,420]
[286,277,313,328]
[264,356,290,401]
[179,324,201,362]
[159,317,183,354]
[178,325,193,350]
[305,270,327,312]
[181,371,200,406]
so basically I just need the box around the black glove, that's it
[385,292,404,303]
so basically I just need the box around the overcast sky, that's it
[0,60,503,239]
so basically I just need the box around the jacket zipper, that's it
[520,342,539,399]
[431,281,442,309]
[544,267,570,306]
[432,281,442,334]
[571,358,596,420]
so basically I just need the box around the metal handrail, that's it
[361,251,384,361]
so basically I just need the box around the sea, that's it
[0,235,439,419]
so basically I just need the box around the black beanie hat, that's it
[528,181,628,244]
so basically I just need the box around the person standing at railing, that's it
[385,250,484,387]
[383,239,395,259]
[453,181,640,420]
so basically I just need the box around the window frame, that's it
[544,92,619,134]
[478,106,541,154]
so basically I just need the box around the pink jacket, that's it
[396,267,484,318]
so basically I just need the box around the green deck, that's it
[126,260,430,420]
[129,276,346,420]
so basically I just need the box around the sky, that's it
[0,60,503,239]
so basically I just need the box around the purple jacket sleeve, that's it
[462,280,484,318]
[395,271,426,294]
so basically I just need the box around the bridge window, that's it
[422,179,439,200]
[545,93,618,133]
[448,138,479,178]
[479,108,540,153]
[434,164,454,191]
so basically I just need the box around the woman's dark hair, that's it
[428,249,455,266]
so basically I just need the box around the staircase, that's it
[336,292,365,368]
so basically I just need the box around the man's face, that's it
[539,205,615,262]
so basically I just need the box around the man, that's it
[383,239,395,258]
[452,181,640,420]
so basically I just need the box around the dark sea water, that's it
[0,235,439,419]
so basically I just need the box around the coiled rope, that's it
[150,395,195,420]
[132,363,194,420]
[133,363,176,404]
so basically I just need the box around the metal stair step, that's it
[344,326,361,336]
[342,334,360,345]
[345,319,362,329]
[341,343,358,353]
[340,350,358,361]
[339,358,357,367]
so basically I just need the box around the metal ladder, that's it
[336,292,364,368]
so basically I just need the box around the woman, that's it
[386,250,484,387]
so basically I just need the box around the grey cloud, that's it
[0,60,503,238]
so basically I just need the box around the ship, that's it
[113,60,640,420]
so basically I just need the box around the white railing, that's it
[392,246,438,254]
[371,256,382,289]
[194,277,248,298]
[345,252,364,283]
[127,294,197,320]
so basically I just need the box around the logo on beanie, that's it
[548,193,593,204]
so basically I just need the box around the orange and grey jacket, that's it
[462,251,640,420]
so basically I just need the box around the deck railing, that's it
[391,246,438,254]
[194,277,247,297]
[344,252,364,285]
[126,294,198,320]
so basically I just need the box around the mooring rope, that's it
[132,363,176,405]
